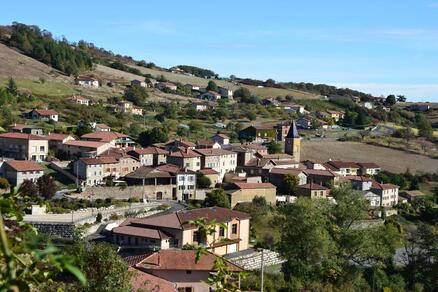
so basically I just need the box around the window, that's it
[32,146,37,152]
[40,146,45,152]
[39,155,45,161]
[185,270,192,274]
[232,224,238,234]
[31,155,37,161]
[219,227,225,237]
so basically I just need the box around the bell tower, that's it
[284,120,301,162]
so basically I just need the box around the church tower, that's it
[284,120,301,162]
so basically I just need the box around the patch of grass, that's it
[0,77,77,97]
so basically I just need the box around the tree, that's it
[37,174,58,199]
[397,95,407,102]
[233,87,251,100]
[138,127,169,147]
[75,242,131,292]
[267,141,282,154]
[196,173,212,189]
[206,80,218,92]
[385,94,397,106]
[281,174,299,196]
[124,85,148,106]
[20,180,39,197]
[415,114,433,138]
[7,77,18,96]
[189,120,203,132]
[204,189,230,208]
[0,178,10,190]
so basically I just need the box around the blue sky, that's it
[2,0,438,101]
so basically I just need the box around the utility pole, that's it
[260,249,265,292]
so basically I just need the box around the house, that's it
[131,79,147,88]
[239,125,277,142]
[75,76,99,88]
[166,148,202,172]
[302,169,340,187]
[268,168,307,188]
[128,147,168,166]
[195,139,221,149]
[408,104,431,112]
[357,162,381,175]
[185,83,201,91]
[2,160,44,186]
[156,164,197,201]
[26,109,59,122]
[67,95,91,106]
[113,207,250,255]
[296,117,312,129]
[199,91,221,101]
[302,160,326,170]
[8,124,44,135]
[218,86,233,99]
[278,102,304,114]
[80,131,135,148]
[296,183,330,199]
[211,133,230,146]
[363,101,374,110]
[363,191,381,207]
[400,190,426,202]
[156,82,177,91]
[60,140,112,157]
[94,123,111,132]
[195,103,208,111]
[116,101,143,116]
[169,66,185,74]
[164,139,196,151]
[194,148,237,181]
[198,168,219,187]
[324,160,359,176]
[129,250,243,292]
[326,110,344,122]
[371,182,399,207]
[47,133,75,151]
[226,182,277,207]
[0,133,48,162]
[345,175,373,191]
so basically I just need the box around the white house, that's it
[218,87,233,99]
[131,79,147,88]
[26,109,59,122]
[199,91,221,101]
[2,160,44,186]
[76,77,99,88]
[67,95,91,106]
[211,133,230,146]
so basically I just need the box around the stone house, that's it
[2,160,44,186]
[226,182,277,207]
[324,160,359,176]
[8,124,44,135]
[67,95,91,106]
[194,148,237,181]
[128,147,168,166]
[296,183,330,199]
[371,182,399,207]
[166,149,201,172]
[26,109,59,122]
[357,162,381,175]
[60,140,112,158]
[80,131,135,148]
[75,76,99,88]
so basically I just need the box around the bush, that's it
[0,178,10,189]
[96,212,102,223]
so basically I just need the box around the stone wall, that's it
[79,185,174,200]
[228,249,285,271]
[32,222,76,239]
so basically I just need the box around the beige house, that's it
[26,109,59,122]
[129,250,243,292]
[67,95,90,106]
[156,82,177,91]
[47,133,75,151]
[357,162,381,175]
[80,131,135,148]
[76,76,99,88]
[167,149,201,172]
[94,123,111,132]
[60,140,112,157]
[194,148,237,181]
[226,182,277,207]
[198,168,219,187]
[371,182,399,207]
[296,183,330,198]
[113,207,250,255]
[128,147,168,166]
[2,160,44,186]
[116,101,143,116]
[0,133,48,162]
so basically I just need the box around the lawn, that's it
[0,77,77,97]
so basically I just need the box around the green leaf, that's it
[64,263,87,285]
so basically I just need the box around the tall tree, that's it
[37,174,58,199]
[7,77,18,96]
[281,174,299,196]
[206,80,218,92]
[204,189,230,208]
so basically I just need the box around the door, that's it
[156,192,163,200]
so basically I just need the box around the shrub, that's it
[0,178,10,189]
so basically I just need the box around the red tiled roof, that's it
[129,267,176,292]
[194,148,236,156]
[130,146,168,155]
[32,109,58,116]
[168,148,201,158]
[64,140,107,148]
[270,168,304,175]
[47,133,73,141]
[8,123,26,130]
[95,123,111,129]
[199,168,219,175]
[372,182,399,190]
[0,132,47,140]
[138,250,243,272]
[5,160,44,172]
[232,182,276,190]
[113,226,169,239]
[325,160,359,170]
[344,175,373,182]
[127,207,250,230]
[81,131,128,142]
[165,139,196,147]
[302,169,337,177]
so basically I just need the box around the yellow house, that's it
[226,182,277,207]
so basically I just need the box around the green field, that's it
[0,77,77,97]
